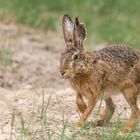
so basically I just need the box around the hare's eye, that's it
[73,54,79,62]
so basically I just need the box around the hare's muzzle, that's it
[61,71,65,76]
[60,71,69,79]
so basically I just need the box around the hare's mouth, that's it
[63,73,69,79]
[61,71,69,79]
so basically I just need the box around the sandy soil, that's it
[0,23,139,140]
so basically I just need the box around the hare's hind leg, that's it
[136,83,140,94]
[76,93,87,113]
[121,84,140,132]
[95,97,115,126]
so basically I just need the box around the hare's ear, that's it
[73,17,86,51]
[62,14,74,48]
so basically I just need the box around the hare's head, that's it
[60,15,86,79]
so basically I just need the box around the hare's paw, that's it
[77,120,83,127]
[121,126,132,133]
[94,118,106,126]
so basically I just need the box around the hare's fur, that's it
[60,15,140,132]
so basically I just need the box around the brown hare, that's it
[60,14,140,132]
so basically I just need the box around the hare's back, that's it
[98,44,138,66]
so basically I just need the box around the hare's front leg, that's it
[76,93,87,113]
[95,97,115,126]
[121,84,140,132]
[77,97,97,127]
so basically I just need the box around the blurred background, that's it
[0,0,140,48]
[0,0,139,89]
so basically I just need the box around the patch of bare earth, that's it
[0,23,139,139]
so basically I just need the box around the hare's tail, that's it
[136,51,140,60]
[135,52,140,94]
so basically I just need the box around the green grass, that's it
[0,0,139,49]
[10,91,140,140]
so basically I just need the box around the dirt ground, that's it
[0,23,139,140]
